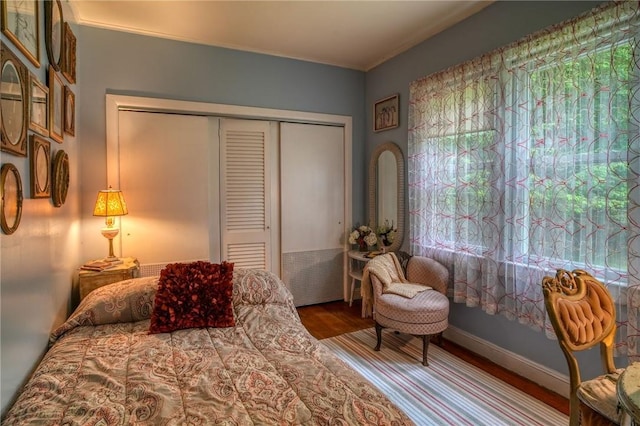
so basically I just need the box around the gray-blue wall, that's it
[365,0,616,379]
[0,3,80,415]
[77,27,368,262]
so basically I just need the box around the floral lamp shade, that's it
[93,188,128,220]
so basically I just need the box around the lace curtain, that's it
[407,1,640,358]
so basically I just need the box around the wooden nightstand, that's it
[77,257,140,301]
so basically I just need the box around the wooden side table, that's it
[78,257,140,301]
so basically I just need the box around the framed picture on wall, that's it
[1,41,29,157]
[62,22,76,84]
[48,65,64,143]
[0,163,23,234]
[45,0,63,71]
[64,85,75,136]
[1,0,40,67]
[29,73,49,136]
[29,135,51,198]
[373,94,399,132]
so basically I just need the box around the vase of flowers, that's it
[349,225,377,252]
[376,220,397,248]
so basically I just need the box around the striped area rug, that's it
[322,328,568,426]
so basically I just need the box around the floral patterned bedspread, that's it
[3,269,412,425]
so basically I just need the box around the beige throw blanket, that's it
[361,252,431,318]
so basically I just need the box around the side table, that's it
[77,257,140,301]
[618,362,640,426]
[348,250,381,315]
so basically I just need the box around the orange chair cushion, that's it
[556,283,615,346]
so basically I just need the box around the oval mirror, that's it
[1,42,28,156]
[1,163,23,235]
[1,60,24,145]
[369,142,404,252]
[45,0,64,70]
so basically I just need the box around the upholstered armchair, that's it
[542,269,624,426]
[364,253,450,366]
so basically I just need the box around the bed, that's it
[2,264,412,425]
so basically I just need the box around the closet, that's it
[110,96,350,306]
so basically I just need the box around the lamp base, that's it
[101,227,120,261]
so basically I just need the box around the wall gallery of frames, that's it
[1,0,75,234]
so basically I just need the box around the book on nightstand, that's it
[80,259,121,271]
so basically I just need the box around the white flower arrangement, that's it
[377,220,397,247]
[348,225,377,248]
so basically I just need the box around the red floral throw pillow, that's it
[149,261,235,334]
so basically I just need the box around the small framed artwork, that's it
[29,135,51,198]
[29,73,49,136]
[373,94,399,132]
[48,65,64,143]
[0,163,23,235]
[62,22,76,84]
[64,85,75,136]
[1,0,40,67]
[45,0,63,71]
[51,149,69,207]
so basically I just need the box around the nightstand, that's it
[77,257,140,301]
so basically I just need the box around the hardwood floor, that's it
[297,299,569,416]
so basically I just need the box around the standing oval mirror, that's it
[369,142,404,252]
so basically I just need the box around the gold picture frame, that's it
[48,65,64,143]
[64,85,75,136]
[0,163,23,234]
[51,149,69,207]
[373,94,399,132]
[1,41,28,156]
[1,0,40,67]
[29,135,51,198]
[45,0,63,71]
[62,22,76,84]
[29,73,49,136]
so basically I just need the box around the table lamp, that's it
[93,187,128,261]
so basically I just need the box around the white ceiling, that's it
[67,1,493,71]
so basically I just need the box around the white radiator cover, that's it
[138,260,207,277]
[283,248,344,307]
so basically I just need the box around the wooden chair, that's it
[542,269,624,426]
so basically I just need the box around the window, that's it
[527,42,632,271]
[408,1,640,356]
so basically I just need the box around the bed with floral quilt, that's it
[2,262,411,425]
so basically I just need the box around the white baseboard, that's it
[443,325,570,398]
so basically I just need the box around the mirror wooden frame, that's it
[1,0,40,67]
[29,72,49,136]
[368,141,405,252]
[0,163,23,235]
[45,0,63,71]
[48,65,64,143]
[51,149,69,207]
[1,41,28,156]
[29,135,51,198]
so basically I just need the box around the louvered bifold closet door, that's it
[220,119,272,270]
